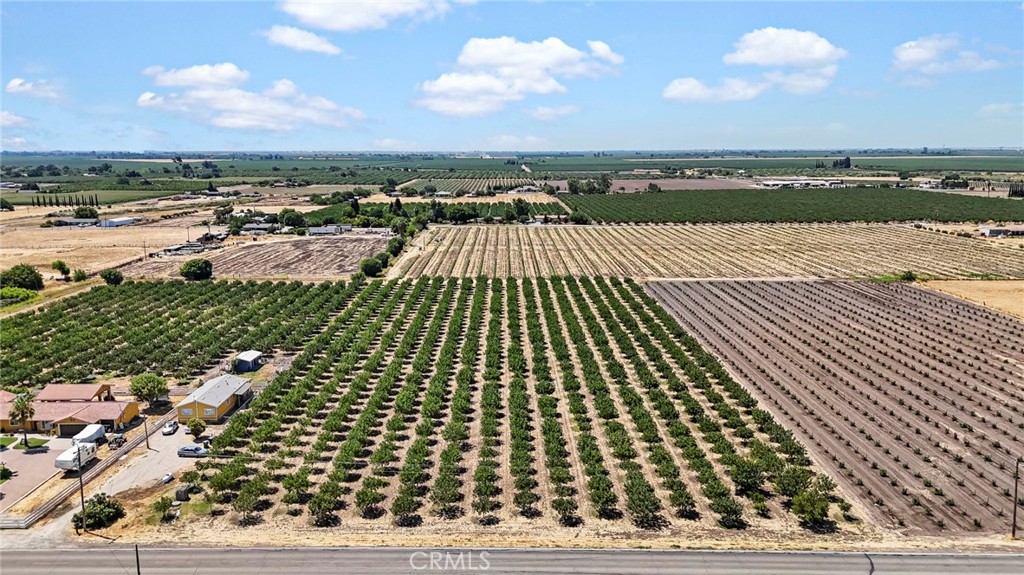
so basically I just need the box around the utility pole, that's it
[1013,456,1022,540]
[77,446,86,533]
[135,544,142,574]
[143,416,150,450]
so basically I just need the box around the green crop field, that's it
[0,188,189,206]
[561,188,1024,223]
[0,279,352,388]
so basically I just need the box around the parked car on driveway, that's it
[161,421,179,436]
[177,445,208,458]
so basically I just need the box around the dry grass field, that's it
[0,223,196,276]
[921,280,1024,319]
[394,224,1024,279]
[646,280,1024,534]
[121,236,385,280]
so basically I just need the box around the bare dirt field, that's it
[646,279,1024,534]
[394,224,1024,279]
[921,280,1024,319]
[122,235,385,279]
[546,178,757,192]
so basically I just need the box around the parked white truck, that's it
[55,442,98,472]
[72,424,106,445]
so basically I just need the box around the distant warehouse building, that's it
[101,217,140,228]
[309,223,354,234]
[980,226,1024,238]
[57,218,100,227]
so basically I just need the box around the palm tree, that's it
[10,394,35,448]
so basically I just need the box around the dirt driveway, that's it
[0,437,72,512]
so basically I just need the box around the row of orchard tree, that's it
[29,194,102,208]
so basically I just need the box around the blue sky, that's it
[1,1,1022,151]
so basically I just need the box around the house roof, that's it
[177,374,251,409]
[57,401,134,424]
[0,399,134,424]
[0,390,15,403]
[35,383,110,402]
[236,350,262,362]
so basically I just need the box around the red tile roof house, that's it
[0,384,139,437]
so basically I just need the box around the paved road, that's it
[2,547,1022,575]
[94,425,197,496]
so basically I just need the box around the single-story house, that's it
[242,223,276,233]
[0,395,139,436]
[234,350,263,373]
[176,374,253,423]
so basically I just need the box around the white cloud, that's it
[280,0,467,32]
[587,40,624,65]
[263,79,299,97]
[137,64,364,131]
[892,34,1002,83]
[262,25,341,55]
[724,27,847,68]
[529,105,579,121]
[665,27,845,103]
[417,36,622,116]
[1,111,31,129]
[5,78,61,100]
[373,138,418,150]
[142,63,250,88]
[2,136,30,150]
[662,77,770,102]
[977,102,1024,120]
[763,65,838,95]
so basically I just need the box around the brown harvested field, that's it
[0,222,199,275]
[646,279,1024,534]
[921,280,1024,319]
[121,235,385,279]
[394,224,1024,279]
[547,178,756,191]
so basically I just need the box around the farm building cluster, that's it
[0,384,139,437]
[54,216,142,228]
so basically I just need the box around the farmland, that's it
[561,188,1024,224]
[0,188,190,206]
[306,200,564,226]
[122,236,386,280]
[0,221,202,276]
[645,280,1024,533]
[0,279,353,387]
[201,275,850,534]
[395,225,1024,279]
[400,178,537,193]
